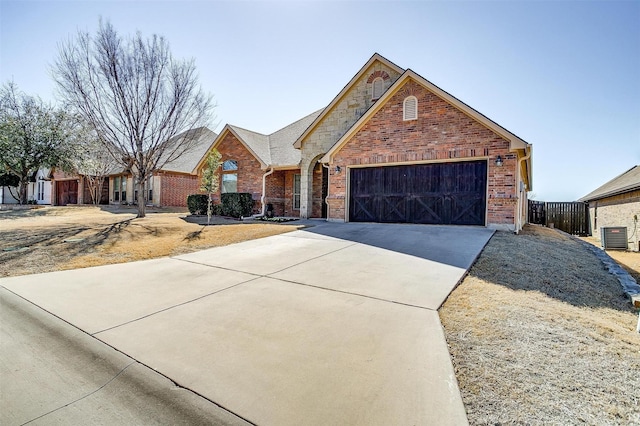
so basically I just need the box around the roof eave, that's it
[579,185,640,202]
[322,70,532,165]
[196,125,269,172]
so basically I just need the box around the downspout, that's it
[258,167,274,216]
[516,147,532,234]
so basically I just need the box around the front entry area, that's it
[349,160,487,225]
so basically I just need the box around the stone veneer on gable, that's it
[297,61,403,218]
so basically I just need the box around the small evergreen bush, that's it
[221,193,254,218]
[212,203,223,216]
[187,194,209,215]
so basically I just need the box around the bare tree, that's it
[53,19,214,217]
[0,82,78,204]
[74,131,119,205]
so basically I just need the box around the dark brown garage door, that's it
[349,161,487,225]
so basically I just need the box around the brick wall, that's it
[588,190,640,250]
[159,172,199,207]
[201,132,266,214]
[328,79,517,228]
[265,170,286,216]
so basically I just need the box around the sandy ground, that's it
[0,206,302,277]
[440,225,640,425]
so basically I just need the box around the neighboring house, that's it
[0,169,52,205]
[107,127,218,207]
[29,168,53,205]
[199,53,533,231]
[579,165,640,250]
[51,169,82,205]
[49,128,217,207]
[0,185,20,204]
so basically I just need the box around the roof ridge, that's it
[228,124,268,137]
[268,108,325,138]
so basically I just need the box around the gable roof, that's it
[579,165,640,202]
[159,127,218,174]
[293,53,404,149]
[202,109,323,171]
[227,125,271,166]
[320,69,533,185]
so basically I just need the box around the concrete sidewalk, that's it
[1,222,493,425]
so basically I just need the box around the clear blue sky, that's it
[1,0,638,201]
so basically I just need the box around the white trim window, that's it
[222,160,238,193]
[37,181,45,201]
[372,77,384,100]
[293,174,301,209]
[403,96,418,121]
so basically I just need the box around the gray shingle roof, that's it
[269,109,322,167]
[227,126,271,166]
[160,127,218,174]
[226,109,323,169]
[579,165,640,201]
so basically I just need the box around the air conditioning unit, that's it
[601,227,628,250]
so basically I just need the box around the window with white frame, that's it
[113,175,127,202]
[37,181,45,201]
[293,174,301,209]
[372,77,384,100]
[403,96,418,121]
[222,160,238,193]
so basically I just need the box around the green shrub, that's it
[221,193,254,218]
[212,203,223,216]
[187,194,209,215]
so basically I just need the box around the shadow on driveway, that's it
[299,221,494,270]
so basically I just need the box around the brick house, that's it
[202,53,533,231]
[106,127,218,208]
[579,165,640,251]
[50,127,218,208]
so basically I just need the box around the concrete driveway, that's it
[1,222,493,425]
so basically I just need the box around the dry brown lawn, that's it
[0,206,302,277]
[580,235,640,283]
[441,225,640,425]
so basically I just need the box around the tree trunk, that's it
[136,180,146,218]
[19,178,29,204]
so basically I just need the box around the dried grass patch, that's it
[580,235,640,283]
[440,225,640,425]
[0,207,301,277]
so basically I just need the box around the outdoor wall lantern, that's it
[495,155,503,167]
[335,166,342,174]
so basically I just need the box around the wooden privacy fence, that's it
[528,200,590,236]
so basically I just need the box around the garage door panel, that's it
[380,196,407,223]
[409,195,443,224]
[349,161,487,225]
